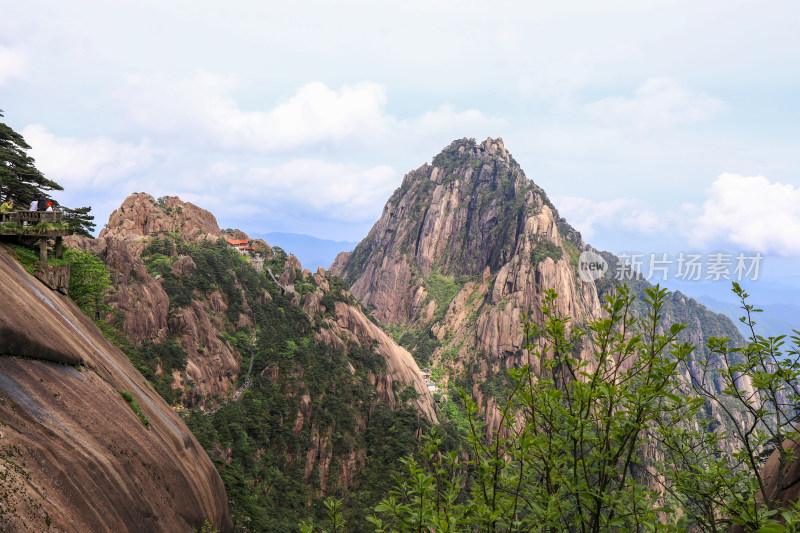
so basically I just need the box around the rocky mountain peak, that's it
[331,137,588,326]
[332,137,746,445]
[99,193,223,244]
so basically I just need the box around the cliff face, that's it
[323,300,437,421]
[63,193,437,524]
[333,137,596,329]
[0,245,231,532]
[69,194,241,406]
[70,192,436,420]
[331,138,601,387]
[331,137,745,419]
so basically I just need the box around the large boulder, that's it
[0,245,232,532]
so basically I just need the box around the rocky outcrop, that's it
[99,193,222,244]
[68,195,242,407]
[0,245,231,532]
[71,193,438,425]
[324,301,437,422]
[331,137,600,371]
[33,262,70,294]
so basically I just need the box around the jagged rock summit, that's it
[331,137,745,428]
[331,136,599,358]
[0,244,231,532]
[100,193,224,244]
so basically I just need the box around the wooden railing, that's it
[0,211,63,225]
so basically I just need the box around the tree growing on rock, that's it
[367,285,800,532]
[0,110,96,236]
[0,109,63,205]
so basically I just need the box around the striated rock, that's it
[0,246,231,532]
[99,193,222,244]
[332,137,746,433]
[325,301,437,423]
[33,262,70,294]
[331,137,599,363]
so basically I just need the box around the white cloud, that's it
[555,196,661,240]
[0,45,27,85]
[692,173,800,255]
[559,174,800,257]
[22,124,159,188]
[585,77,726,132]
[118,73,390,151]
[115,73,497,153]
[242,160,398,223]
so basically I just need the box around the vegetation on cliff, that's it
[13,132,793,531]
[79,224,441,530]
[333,137,746,435]
[363,286,800,532]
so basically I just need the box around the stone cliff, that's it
[0,244,231,532]
[62,193,437,520]
[69,194,241,407]
[331,137,745,422]
[70,192,436,421]
[331,138,601,391]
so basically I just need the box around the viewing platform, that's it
[0,211,73,261]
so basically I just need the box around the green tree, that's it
[371,285,800,532]
[0,110,63,205]
[656,282,800,532]
[61,205,96,237]
[372,286,688,532]
[64,247,113,321]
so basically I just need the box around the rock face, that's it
[99,193,223,244]
[71,193,437,421]
[331,138,600,384]
[0,245,231,532]
[32,263,70,294]
[325,301,437,422]
[69,194,242,407]
[64,193,438,518]
[331,137,745,424]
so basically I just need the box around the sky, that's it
[2,0,799,285]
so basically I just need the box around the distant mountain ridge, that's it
[250,232,357,271]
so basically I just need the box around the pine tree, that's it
[61,206,96,237]
[64,248,112,321]
[0,109,63,205]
